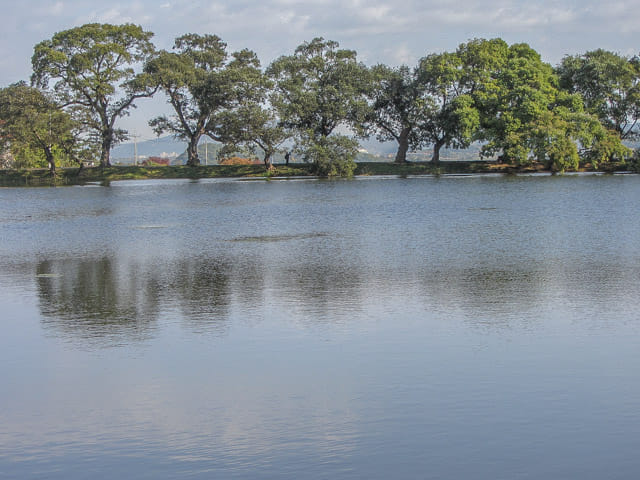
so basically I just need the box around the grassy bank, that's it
[0,161,632,186]
[0,164,314,186]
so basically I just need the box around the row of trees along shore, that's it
[1,23,639,176]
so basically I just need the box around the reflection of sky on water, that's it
[1,176,640,478]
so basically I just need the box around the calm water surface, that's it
[1,175,639,479]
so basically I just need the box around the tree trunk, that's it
[394,128,410,163]
[263,152,274,171]
[45,147,56,176]
[186,136,200,166]
[100,130,113,167]
[432,138,445,164]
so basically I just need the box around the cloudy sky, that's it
[2,0,639,139]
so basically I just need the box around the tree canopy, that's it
[415,50,480,163]
[366,65,427,164]
[268,37,370,176]
[145,34,263,166]
[0,26,634,175]
[216,100,289,170]
[31,23,157,167]
[472,42,630,170]
[0,82,81,174]
[557,49,640,140]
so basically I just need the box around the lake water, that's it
[1,174,640,479]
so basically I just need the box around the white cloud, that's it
[406,2,577,31]
[49,2,65,15]
[5,0,640,135]
[5,0,640,72]
[74,2,155,26]
[383,43,414,65]
[278,10,296,24]
[360,5,392,21]
[583,2,640,34]
[93,7,126,23]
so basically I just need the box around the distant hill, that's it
[111,136,187,161]
[175,142,223,164]
[111,135,494,165]
[357,137,398,155]
[358,140,493,162]
[111,131,639,165]
[175,143,301,164]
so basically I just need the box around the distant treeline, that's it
[1,23,639,176]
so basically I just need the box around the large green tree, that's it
[0,82,80,174]
[366,65,427,163]
[416,50,481,164]
[557,49,640,140]
[472,42,568,166]
[473,41,629,171]
[267,38,370,176]
[529,100,630,171]
[145,34,263,166]
[31,23,157,167]
[476,42,559,164]
[367,40,504,165]
[217,102,289,170]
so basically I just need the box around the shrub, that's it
[299,135,358,177]
[142,157,171,166]
[218,157,261,165]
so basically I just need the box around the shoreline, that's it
[0,161,633,187]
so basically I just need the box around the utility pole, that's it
[132,133,140,166]
[204,141,208,166]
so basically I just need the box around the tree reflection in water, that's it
[36,256,233,345]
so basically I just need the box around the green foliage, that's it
[145,34,227,166]
[298,134,358,177]
[476,42,558,164]
[268,38,369,137]
[267,38,369,176]
[557,49,640,140]
[456,38,510,88]
[529,109,580,172]
[415,41,508,163]
[467,40,605,170]
[17,29,638,174]
[217,102,289,168]
[214,64,289,168]
[31,23,157,166]
[7,143,47,169]
[577,124,631,168]
[145,34,263,166]
[366,64,427,162]
[0,82,82,173]
[268,38,370,137]
[367,43,491,164]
